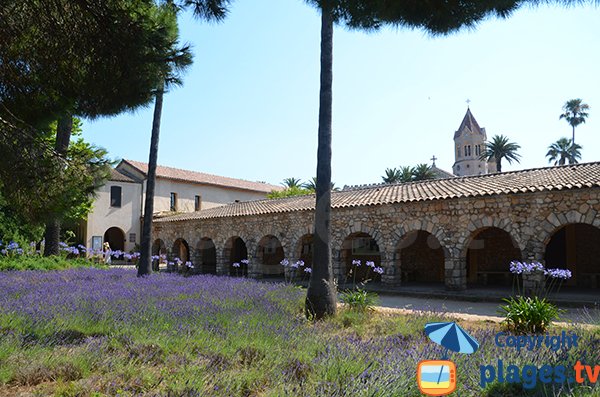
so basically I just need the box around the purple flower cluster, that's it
[544,268,572,280]
[509,260,544,275]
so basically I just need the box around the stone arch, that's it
[463,227,522,286]
[395,230,447,283]
[172,238,190,263]
[151,239,167,271]
[539,210,599,246]
[295,233,313,268]
[391,220,447,253]
[340,232,382,283]
[256,235,285,278]
[335,224,384,253]
[223,236,248,277]
[196,237,217,274]
[544,223,600,288]
[103,227,125,252]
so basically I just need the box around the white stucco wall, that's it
[85,180,142,252]
[150,179,270,213]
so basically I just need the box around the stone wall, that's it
[153,188,600,290]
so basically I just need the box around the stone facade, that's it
[153,188,600,291]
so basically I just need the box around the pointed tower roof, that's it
[454,108,483,138]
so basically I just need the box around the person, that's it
[103,242,112,264]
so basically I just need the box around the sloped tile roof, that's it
[155,162,600,223]
[122,159,281,193]
[454,108,483,138]
[109,168,135,183]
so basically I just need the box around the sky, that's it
[82,1,600,188]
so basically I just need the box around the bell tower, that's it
[452,108,490,176]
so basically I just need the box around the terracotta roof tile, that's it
[155,162,600,223]
[122,159,281,193]
[109,168,135,183]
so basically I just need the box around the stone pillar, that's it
[331,249,345,284]
[522,253,546,296]
[248,251,262,279]
[445,252,466,291]
[166,248,176,273]
[215,252,228,276]
[381,251,401,287]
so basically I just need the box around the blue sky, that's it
[82,1,599,188]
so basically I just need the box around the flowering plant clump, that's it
[280,258,310,284]
[502,260,572,334]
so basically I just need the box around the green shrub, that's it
[498,296,561,334]
[0,256,105,271]
[339,288,378,312]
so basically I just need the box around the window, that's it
[110,186,122,207]
[129,233,136,243]
[457,147,461,158]
[170,192,177,211]
[468,145,472,156]
[194,195,201,211]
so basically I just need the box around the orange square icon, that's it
[417,360,457,396]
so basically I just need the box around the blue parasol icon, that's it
[424,322,480,385]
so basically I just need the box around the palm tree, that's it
[382,168,401,183]
[560,99,590,144]
[304,0,524,319]
[137,4,194,276]
[479,135,521,173]
[546,138,582,166]
[399,166,414,183]
[282,177,303,188]
[302,177,338,192]
[412,164,436,181]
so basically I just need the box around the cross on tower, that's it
[431,155,438,167]
[466,99,471,108]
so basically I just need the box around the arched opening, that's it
[545,223,600,288]
[341,233,381,283]
[152,239,167,271]
[196,238,217,274]
[466,227,521,286]
[296,234,313,268]
[172,238,190,263]
[104,227,125,252]
[224,236,248,277]
[257,235,285,278]
[396,230,445,283]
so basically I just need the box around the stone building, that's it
[80,159,281,253]
[153,162,600,291]
[453,108,497,176]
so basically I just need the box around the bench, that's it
[477,271,512,286]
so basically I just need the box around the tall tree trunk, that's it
[496,157,502,173]
[306,6,336,320]
[43,114,72,256]
[138,82,164,276]
[572,125,575,145]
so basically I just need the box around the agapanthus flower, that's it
[241,259,250,265]
[296,260,305,267]
[304,267,312,273]
[374,267,385,274]
[545,268,572,280]
[280,258,289,267]
[232,262,241,268]
[185,261,194,268]
[291,261,300,269]
[366,261,375,268]
[352,259,361,266]
[151,255,160,261]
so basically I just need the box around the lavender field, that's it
[0,268,598,396]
